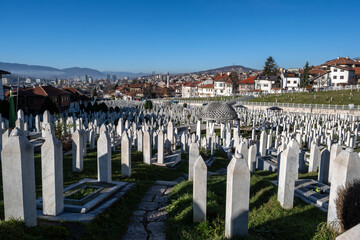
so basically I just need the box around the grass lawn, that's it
[166,171,337,240]
[248,90,360,105]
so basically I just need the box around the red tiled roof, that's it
[198,84,214,89]
[239,74,257,84]
[41,86,70,96]
[183,82,200,87]
[129,84,143,88]
[63,87,85,95]
[11,86,70,97]
[330,65,355,71]
[322,57,360,66]
[213,73,230,82]
[308,69,329,75]
[354,67,360,75]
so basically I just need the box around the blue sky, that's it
[0,0,359,73]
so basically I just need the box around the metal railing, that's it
[241,101,360,111]
[152,95,254,104]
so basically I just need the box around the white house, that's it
[329,66,356,86]
[280,71,301,90]
[198,84,214,97]
[309,69,331,89]
[213,73,233,96]
[254,75,282,93]
[182,82,200,98]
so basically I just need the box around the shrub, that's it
[144,100,153,110]
[183,103,187,108]
[336,180,360,232]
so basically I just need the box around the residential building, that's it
[63,87,90,103]
[213,73,233,96]
[321,56,360,69]
[280,70,301,90]
[8,85,71,114]
[254,75,282,93]
[329,65,356,86]
[355,67,360,84]
[198,84,214,97]
[238,75,256,93]
[182,82,200,98]
[309,68,331,89]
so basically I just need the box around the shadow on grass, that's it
[166,172,328,240]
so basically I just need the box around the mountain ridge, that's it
[0,62,148,79]
[192,65,258,74]
[0,61,259,79]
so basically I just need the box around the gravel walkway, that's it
[122,177,185,240]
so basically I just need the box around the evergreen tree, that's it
[301,61,310,88]
[144,100,153,110]
[263,56,278,76]
[229,72,239,95]
[91,88,97,99]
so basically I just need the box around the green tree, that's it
[143,85,153,99]
[144,100,153,110]
[40,97,59,114]
[263,56,278,76]
[301,61,310,88]
[91,88,97,99]
[95,102,108,112]
[229,72,239,95]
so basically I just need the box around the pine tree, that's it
[91,88,97,98]
[263,56,278,76]
[301,61,310,88]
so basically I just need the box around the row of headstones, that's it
[188,135,360,238]
[277,142,360,232]
[188,139,252,238]
[1,121,153,227]
[255,126,359,184]
[2,128,64,227]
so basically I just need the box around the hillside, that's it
[248,90,360,105]
[193,65,259,74]
[0,62,148,79]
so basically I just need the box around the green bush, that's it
[144,100,153,110]
[336,180,360,232]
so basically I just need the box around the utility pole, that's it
[310,91,314,113]
[16,76,20,112]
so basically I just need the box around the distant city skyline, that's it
[1,0,359,73]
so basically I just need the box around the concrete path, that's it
[122,178,185,240]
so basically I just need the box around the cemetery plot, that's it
[37,178,132,214]
[1,99,359,239]
[272,179,329,211]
